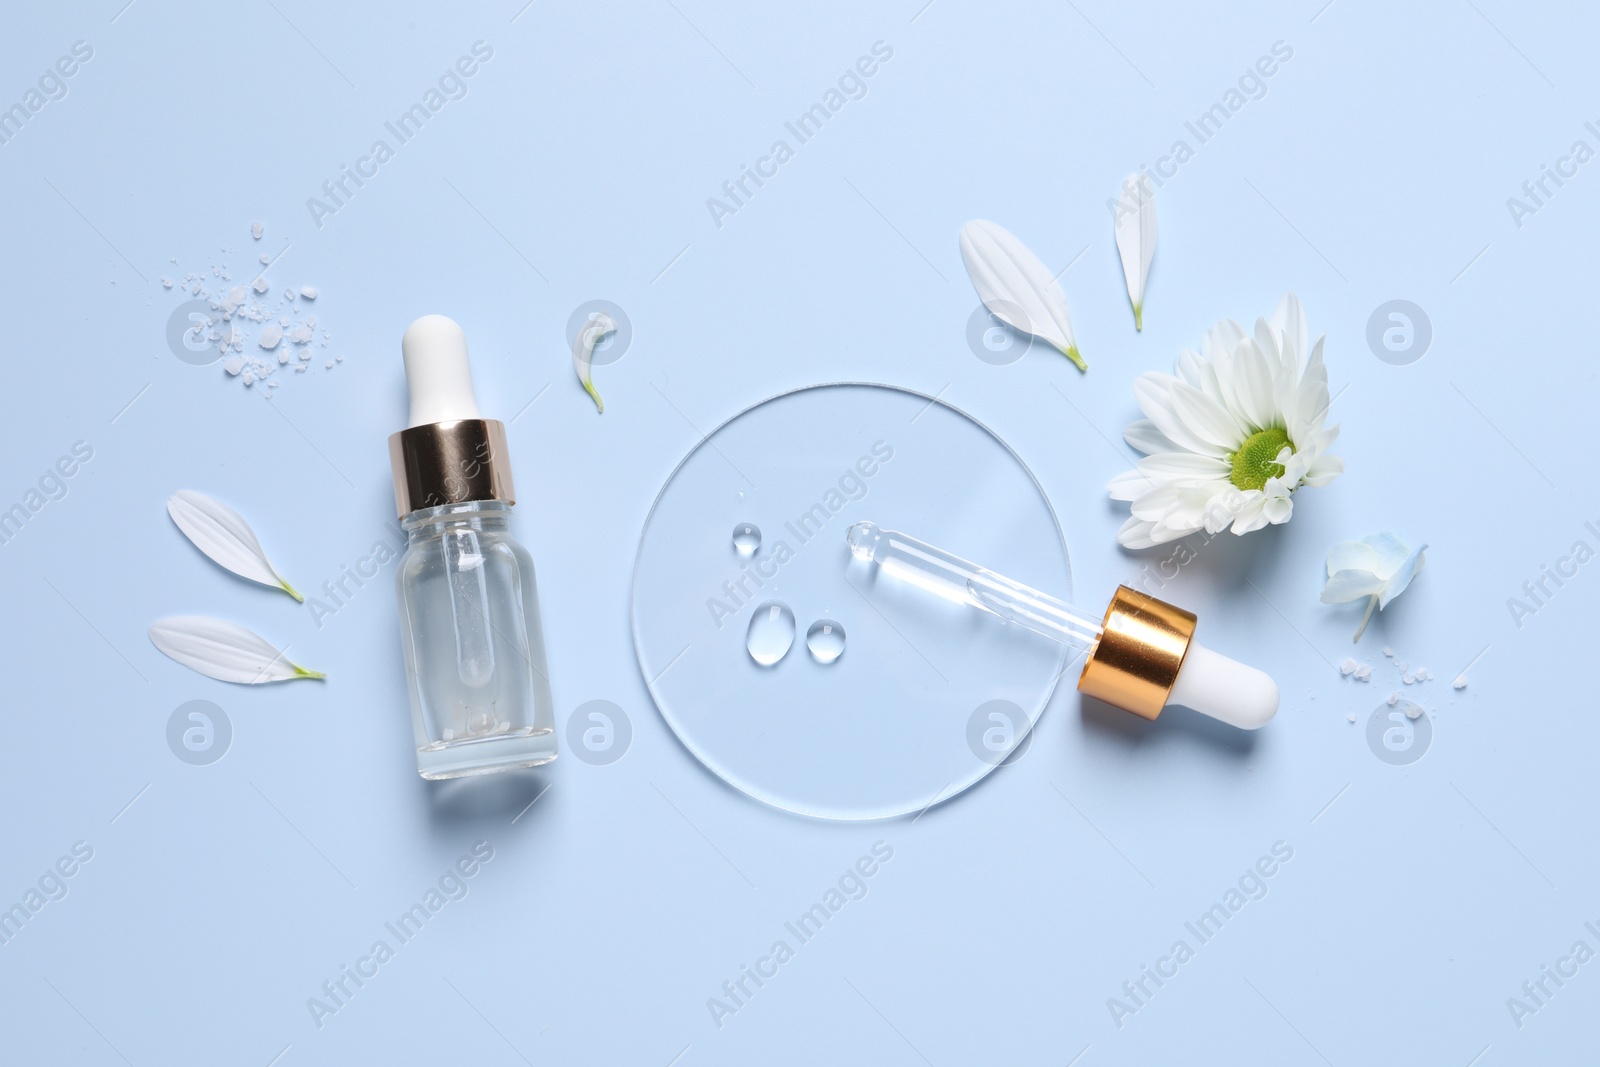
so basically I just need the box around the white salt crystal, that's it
[325,360,333,369]
[1354,664,1372,682]
[1383,647,1393,657]
[335,354,343,362]
[1414,667,1430,681]
[1402,672,1415,684]
[286,325,313,345]
[259,254,269,265]
[223,358,244,376]
[1339,658,1357,676]
[300,286,317,300]
[1404,703,1423,720]
[1452,675,1468,689]
[251,222,264,240]
[242,370,255,386]
[258,324,282,350]
[1387,692,1400,706]
[277,353,289,364]
[1347,713,1356,723]
[161,277,173,288]
[252,277,269,294]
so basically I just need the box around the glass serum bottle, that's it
[389,315,556,779]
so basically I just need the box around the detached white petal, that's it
[1112,174,1157,330]
[167,490,302,602]
[1319,532,1427,641]
[572,311,616,413]
[149,616,325,684]
[959,220,1084,370]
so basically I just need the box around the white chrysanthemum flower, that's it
[1109,293,1343,549]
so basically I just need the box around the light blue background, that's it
[2,1,1595,1063]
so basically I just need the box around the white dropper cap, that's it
[402,314,482,427]
[1167,641,1279,729]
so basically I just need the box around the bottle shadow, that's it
[1076,693,1259,757]
[423,766,555,831]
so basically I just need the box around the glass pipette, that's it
[846,522,1278,729]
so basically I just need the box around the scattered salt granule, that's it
[1413,667,1430,682]
[1452,674,1468,690]
[1339,658,1357,676]
[325,360,334,369]
[168,242,335,393]
[251,222,264,240]
[1404,703,1423,720]
[1354,664,1373,682]
[1347,713,1357,723]
[335,354,343,362]
[1402,672,1416,684]
[1383,646,1394,657]
[1387,691,1400,706]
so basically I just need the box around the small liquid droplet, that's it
[745,601,795,666]
[732,523,761,557]
[806,619,846,664]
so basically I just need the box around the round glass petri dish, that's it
[631,383,1071,820]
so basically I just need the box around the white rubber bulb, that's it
[402,314,482,427]
[1166,640,1279,729]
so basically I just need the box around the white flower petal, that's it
[1230,494,1271,534]
[1116,517,1161,549]
[1356,532,1414,578]
[1228,340,1277,432]
[1168,381,1244,451]
[167,490,301,601]
[1378,545,1427,608]
[1113,174,1157,331]
[1320,570,1387,604]
[1303,451,1345,487]
[1136,452,1230,486]
[1133,374,1231,458]
[149,616,325,684]
[1253,316,1283,372]
[1271,293,1310,374]
[1122,419,1179,456]
[959,220,1083,369]
[1134,374,1216,458]
[1326,540,1384,576]
[573,311,616,413]
[1107,468,1154,501]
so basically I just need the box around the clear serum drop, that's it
[389,315,556,778]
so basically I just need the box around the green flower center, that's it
[1228,427,1293,491]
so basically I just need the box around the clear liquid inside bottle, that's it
[396,501,556,778]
